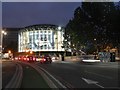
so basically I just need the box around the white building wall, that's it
[18,25,65,52]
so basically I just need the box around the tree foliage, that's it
[65,2,120,54]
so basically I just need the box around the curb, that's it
[30,64,58,88]
[37,65,67,89]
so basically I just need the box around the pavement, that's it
[64,56,120,62]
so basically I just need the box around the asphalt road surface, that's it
[36,61,120,89]
[0,60,2,89]
[2,60,16,88]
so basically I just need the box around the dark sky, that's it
[2,2,81,28]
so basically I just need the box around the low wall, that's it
[64,56,81,61]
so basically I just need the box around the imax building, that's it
[18,24,65,54]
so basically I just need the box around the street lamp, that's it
[2,31,7,35]
[58,26,61,30]
[94,38,98,53]
[8,50,11,54]
[30,51,33,54]
[94,38,96,41]
[56,26,61,54]
[64,39,68,56]
[0,30,7,59]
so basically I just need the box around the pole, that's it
[0,31,3,60]
[0,30,7,60]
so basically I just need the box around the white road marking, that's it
[82,77,104,88]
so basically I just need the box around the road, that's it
[35,61,120,88]
[0,60,2,89]
[2,60,120,89]
[2,60,16,88]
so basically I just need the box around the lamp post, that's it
[57,26,61,53]
[0,30,7,59]
[8,50,12,59]
[64,39,67,56]
[94,38,98,53]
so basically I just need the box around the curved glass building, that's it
[18,24,64,53]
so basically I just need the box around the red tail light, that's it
[33,58,36,61]
[24,58,26,60]
[27,58,29,61]
[43,59,46,61]
[15,57,18,60]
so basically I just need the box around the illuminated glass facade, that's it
[18,24,64,52]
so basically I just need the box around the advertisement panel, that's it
[98,52,110,62]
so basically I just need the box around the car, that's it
[26,55,36,62]
[14,56,19,60]
[51,56,58,60]
[36,56,43,61]
[22,56,28,61]
[80,55,100,63]
[40,55,52,64]
[18,56,23,61]
[14,56,26,61]
[51,56,59,62]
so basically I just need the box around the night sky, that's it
[2,2,81,28]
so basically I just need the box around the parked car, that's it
[40,55,52,64]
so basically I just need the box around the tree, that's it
[65,2,120,54]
